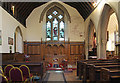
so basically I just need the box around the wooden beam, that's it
[20,2,32,18]
[17,2,26,13]
[78,2,89,19]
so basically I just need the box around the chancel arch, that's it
[97,4,119,59]
[14,26,23,53]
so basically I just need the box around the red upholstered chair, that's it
[0,66,2,70]
[0,66,3,74]
[59,63,64,68]
[4,65,14,80]
[0,69,3,75]
[47,63,52,68]
[19,65,33,80]
[9,67,27,82]
[0,74,8,83]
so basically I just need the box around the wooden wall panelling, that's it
[41,41,44,61]
[23,41,85,64]
[24,42,42,62]
[24,41,27,54]
[2,53,15,63]
[27,44,41,55]
[69,42,85,64]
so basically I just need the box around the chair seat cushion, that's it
[32,76,40,81]
[30,74,33,77]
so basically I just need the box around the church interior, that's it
[0,0,120,82]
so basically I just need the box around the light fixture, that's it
[11,5,15,15]
[93,0,101,8]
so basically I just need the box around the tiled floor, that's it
[43,69,82,83]
[43,64,82,82]
[47,71,64,81]
[64,70,82,82]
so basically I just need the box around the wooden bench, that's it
[77,59,119,80]
[82,60,120,81]
[77,59,120,81]
[100,68,120,82]
[77,60,99,79]
[89,64,120,82]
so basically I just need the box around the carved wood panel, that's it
[24,42,85,64]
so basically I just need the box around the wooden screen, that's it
[24,42,85,64]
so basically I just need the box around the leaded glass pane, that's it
[53,11,58,15]
[46,21,51,41]
[58,15,63,19]
[48,15,52,19]
[53,18,58,41]
[59,21,64,41]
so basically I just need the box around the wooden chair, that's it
[0,74,8,83]
[9,67,27,82]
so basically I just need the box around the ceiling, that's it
[1,1,95,27]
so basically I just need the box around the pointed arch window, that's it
[46,7,65,41]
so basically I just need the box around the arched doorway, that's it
[88,20,97,59]
[106,13,118,59]
[14,26,23,53]
[97,4,119,59]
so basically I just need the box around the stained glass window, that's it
[53,11,58,15]
[59,21,64,41]
[58,15,63,19]
[46,21,51,41]
[48,15,52,19]
[53,18,58,41]
[46,8,64,41]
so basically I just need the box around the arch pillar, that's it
[85,31,89,60]
[97,4,115,59]
[85,19,95,60]
[118,1,120,58]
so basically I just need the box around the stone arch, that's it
[39,2,71,23]
[97,4,119,59]
[88,20,96,51]
[14,26,23,53]
[85,19,96,59]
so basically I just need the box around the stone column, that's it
[101,40,107,59]
[85,29,89,60]
[118,1,120,58]
[85,39,89,60]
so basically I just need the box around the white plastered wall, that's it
[0,6,2,53]
[106,13,118,51]
[26,1,85,42]
[1,6,26,53]
[16,29,23,53]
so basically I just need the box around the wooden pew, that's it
[82,60,119,81]
[77,60,99,79]
[89,64,120,82]
[100,68,120,82]
[77,59,118,80]
[77,59,120,81]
